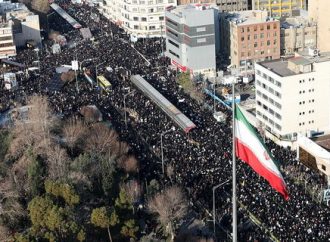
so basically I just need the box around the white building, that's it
[0,22,16,59]
[100,0,177,38]
[165,4,219,78]
[0,1,41,48]
[255,49,330,140]
[8,10,41,48]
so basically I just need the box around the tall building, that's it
[280,16,316,56]
[177,0,248,11]
[216,0,248,11]
[252,0,306,18]
[100,0,177,38]
[308,0,330,52]
[0,1,41,48]
[255,50,330,140]
[165,4,219,77]
[0,22,16,59]
[220,10,280,72]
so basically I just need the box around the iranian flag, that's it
[234,105,289,200]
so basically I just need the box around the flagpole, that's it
[232,82,237,242]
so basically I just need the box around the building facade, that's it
[165,4,219,77]
[308,0,330,52]
[100,0,177,38]
[221,10,280,72]
[177,0,248,11]
[255,51,330,140]
[252,0,306,18]
[0,22,16,59]
[280,16,317,56]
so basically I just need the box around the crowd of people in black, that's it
[0,1,329,241]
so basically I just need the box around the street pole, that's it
[213,180,230,236]
[232,82,237,242]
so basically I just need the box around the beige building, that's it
[309,0,330,52]
[177,0,248,11]
[221,10,280,71]
[252,0,306,18]
[280,16,316,56]
[0,22,16,59]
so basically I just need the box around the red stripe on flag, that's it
[236,138,289,200]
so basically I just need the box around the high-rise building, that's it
[220,10,280,72]
[0,22,16,59]
[255,50,330,139]
[165,4,220,77]
[177,0,248,11]
[308,0,330,52]
[280,16,316,56]
[252,0,306,18]
[100,0,177,38]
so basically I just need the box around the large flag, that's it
[234,105,289,200]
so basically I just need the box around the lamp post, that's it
[160,127,176,175]
[212,179,230,236]
[123,89,135,129]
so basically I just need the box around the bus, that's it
[97,75,111,93]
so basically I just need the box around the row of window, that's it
[299,110,315,115]
[256,80,282,98]
[256,70,282,87]
[241,48,277,57]
[168,49,179,58]
[299,89,314,94]
[241,33,277,42]
[256,111,282,131]
[299,78,314,83]
[256,90,282,109]
[257,101,282,119]
[299,121,314,126]
[299,99,315,105]
[240,23,277,33]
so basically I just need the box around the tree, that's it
[121,180,142,209]
[148,186,187,241]
[117,155,139,174]
[62,117,86,152]
[120,219,139,239]
[27,153,46,197]
[46,145,70,180]
[91,207,119,242]
[44,180,80,206]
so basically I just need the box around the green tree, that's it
[91,207,119,242]
[45,180,80,206]
[77,229,86,242]
[115,188,133,211]
[120,219,139,239]
[28,155,46,197]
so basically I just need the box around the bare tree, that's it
[148,186,188,241]
[121,180,143,206]
[11,95,54,154]
[62,117,86,151]
[117,155,139,174]
[86,124,118,157]
[46,144,70,180]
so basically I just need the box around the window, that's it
[149,26,155,30]
[260,33,264,38]
[254,34,258,39]
[275,113,281,120]
[275,91,281,98]
[133,17,139,21]
[167,19,178,26]
[241,27,245,33]
[197,38,206,43]
[168,39,179,48]
[254,42,258,47]
[196,27,206,32]
[159,16,164,21]
[167,29,178,37]
[169,49,179,58]
[267,24,270,30]
[275,81,281,87]
[141,17,147,21]
[268,77,274,84]
[267,40,271,46]
[241,37,245,41]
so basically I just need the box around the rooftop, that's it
[225,10,278,26]
[166,4,216,17]
[258,50,330,77]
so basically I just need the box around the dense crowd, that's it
[0,1,329,241]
